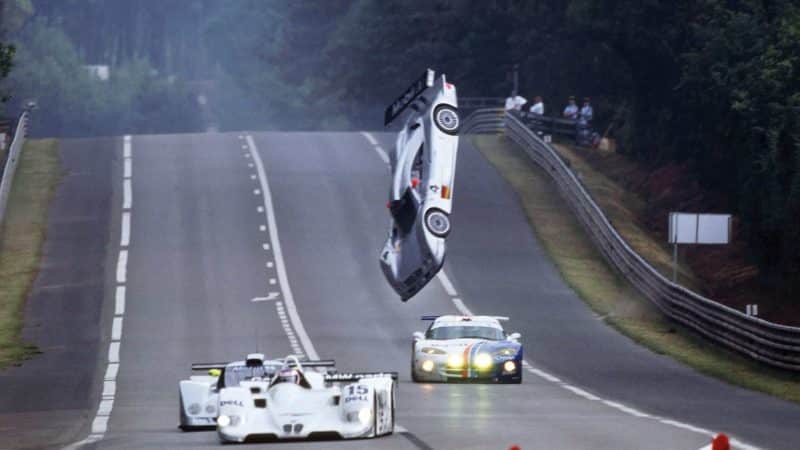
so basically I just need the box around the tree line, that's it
[0,0,798,299]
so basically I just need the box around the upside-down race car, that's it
[411,315,523,383]
[216,355,396,443]
[379,68,460,301]
[178,353,335,430]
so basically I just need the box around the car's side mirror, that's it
[208,368,222,377]
[413,332,424,340]
[508,332,521,341]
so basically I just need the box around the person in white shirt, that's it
[504,96,515,111]
[579,97,593,123]
[563,96,578,120]
[529,96,544,115]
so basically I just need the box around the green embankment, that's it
[0,139,61,368]
[471,134,800,403]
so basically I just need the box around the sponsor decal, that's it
[219,400,244,407]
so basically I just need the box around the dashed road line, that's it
[247,134,319,360]
[122,179,132,210]
[115,250,128,283]
[120,211,131,247]
[437,271,457,297]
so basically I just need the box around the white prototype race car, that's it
[380,68,460,301]
[178,353,336,430]
[216,355,396,443]
[411,315,523,383]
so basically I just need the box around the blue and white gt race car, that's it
[411,315,523,383]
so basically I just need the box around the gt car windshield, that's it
[426,325,504,340]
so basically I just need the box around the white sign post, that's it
[668,213,732,282]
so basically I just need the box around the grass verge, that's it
[0,139,61,368]
[471,134,800,403]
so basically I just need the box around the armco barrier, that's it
[0,112,29,231]
[462,108,800,371]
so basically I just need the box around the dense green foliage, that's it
[0,0,797,296]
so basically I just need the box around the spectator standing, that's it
[529,96,544,115]
[563,96,578,119]
[504,95,515,111]
[579,97,593,123]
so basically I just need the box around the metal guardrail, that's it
[458,97,505,110]
[0,112,29,232]
[462,108,800,371]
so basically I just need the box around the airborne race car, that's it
[380,68,460,301]
[215,355,396,443]
[411,315,523,383]
[178,353,336,430]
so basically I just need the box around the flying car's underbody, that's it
[379,69,459,301]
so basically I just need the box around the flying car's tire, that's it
[424,208,451,238]
[433,104,460,135]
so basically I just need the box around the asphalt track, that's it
[4,131,800,449]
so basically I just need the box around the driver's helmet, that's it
[273,368,300,386]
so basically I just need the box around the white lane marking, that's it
[111,317,123,341]
[123,135,131,158]
[451,287,764,449]
[123,158,132,179]
[250,174,257,180]
[360,132,390,166]
[269,278,276,285]
[437,270,457,296]
[373,146,390,164]
[115,250,128,283]
[257,206,264,213]
[91,416,109,434]
[238,135,245,140]
[266,261,274,268]
[451,298,471,316]
[244,153,251,159]
[108,342,120,363]
[241,144,248,149]
[562,384,601,401]
[528,367,561,383]
[360,131,378,145]
[114,286,126,315]
[248,163,254,168]
[251,293,280,302]
[104,363,119,381]
[63,434,103,450]
[253,188,261,195]
[247,135,319,359]
[120,212,131,247]
[122,179,132,210]
[97,399,114,416]
[102,381,116,397]
[259,225,266,231]
[262,243,270,250]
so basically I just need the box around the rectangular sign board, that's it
[669,212,731,244]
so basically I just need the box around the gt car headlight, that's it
[447,354,465,368]
[496,348,516,356]
[421,347,446,355]
[474,353,493,370]
[358,408,371,425]
[217,415,231,427]
[421,360,435,372]
[503,361,517,372]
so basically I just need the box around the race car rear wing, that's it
[324,372,399,382]
[384,68,435,126]
[191,359,336,371]
[419,315,510,321]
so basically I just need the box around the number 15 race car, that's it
[216,355,397,443]
[411,315,523,383]
[379,68,459,301]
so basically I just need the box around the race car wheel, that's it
[424,208,451,238]
[433,104,460,135]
